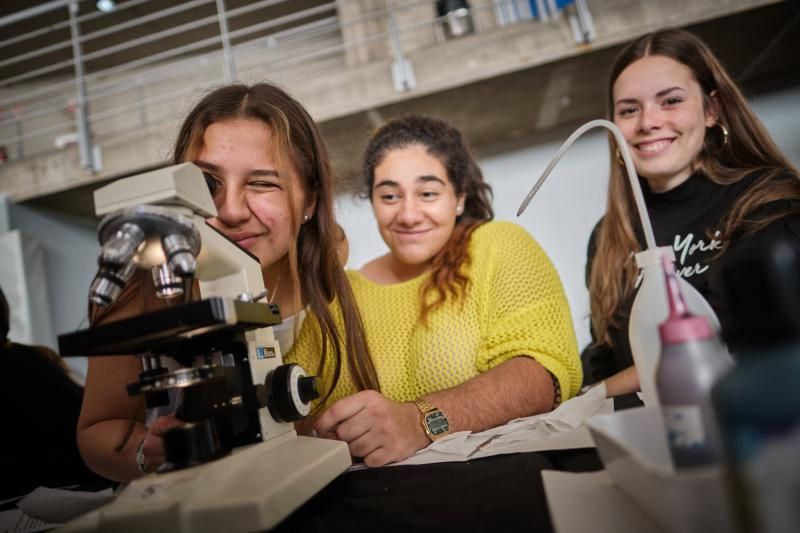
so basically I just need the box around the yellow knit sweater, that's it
[286,221,582,410]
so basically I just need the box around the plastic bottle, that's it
[712,236,800,533]
[655,256,733,469]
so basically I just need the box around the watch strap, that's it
[549,371,562,410]
[413,398,437,414]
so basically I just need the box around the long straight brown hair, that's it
[362,115,494,322]
[590,28,800,346]
[172,83,380,403]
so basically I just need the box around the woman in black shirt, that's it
[584,28,800,401]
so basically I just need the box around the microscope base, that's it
[62,434,351,533]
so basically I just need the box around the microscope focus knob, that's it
[298,375,319,404]
[265,364,317,422]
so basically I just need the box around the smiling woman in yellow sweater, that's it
[287,115,581,467]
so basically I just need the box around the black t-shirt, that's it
[0,342,111,498]
[583,170,800,396]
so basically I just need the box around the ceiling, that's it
[1,0,333,83]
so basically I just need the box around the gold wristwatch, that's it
[413,399,450,442]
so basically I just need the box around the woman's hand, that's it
[603,366,640,397]
[138,414,184,474]
[314,390,430,467]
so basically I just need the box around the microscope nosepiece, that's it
[89,262,137,307]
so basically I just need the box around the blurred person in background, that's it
[0,285,110,498]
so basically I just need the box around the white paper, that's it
[389,383,611,467]
[0,509,53,533]
[543,470,666,533]
[16,487,114,525]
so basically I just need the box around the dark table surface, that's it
[0,449,602,532]
[275,448,603,533]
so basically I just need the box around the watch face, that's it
[425,411,450,436]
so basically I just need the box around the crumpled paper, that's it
[16,487,114,525]
[390,382,611,467]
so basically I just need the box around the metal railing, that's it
[0,0,592,173]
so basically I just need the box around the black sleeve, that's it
[710,207,800,340]
[734,204,800,260]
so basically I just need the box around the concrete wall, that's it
[2,0,777,202]
[335,85,800,350]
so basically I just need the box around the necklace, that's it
[268,270,281,304]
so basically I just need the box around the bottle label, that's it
[663,405,707,448]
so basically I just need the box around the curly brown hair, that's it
[362,115,494,322]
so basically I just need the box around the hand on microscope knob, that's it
[314,390,429,467]
[139,414,185,473]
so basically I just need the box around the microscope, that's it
[58,163,350,533]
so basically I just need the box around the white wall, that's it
[335,85,800,351]
[8,205,99,380]
[751,88,800,162]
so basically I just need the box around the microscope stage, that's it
[59,297,281,357]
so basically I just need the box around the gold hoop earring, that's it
[718,123,729,148]
[706,123,729,154]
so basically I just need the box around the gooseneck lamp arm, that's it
[516,119,656,251]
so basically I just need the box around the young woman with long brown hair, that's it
[288,115,582,467]
[77,83,379,481]
[584,29,800,400]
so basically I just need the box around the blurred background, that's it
[1,0,799,380]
